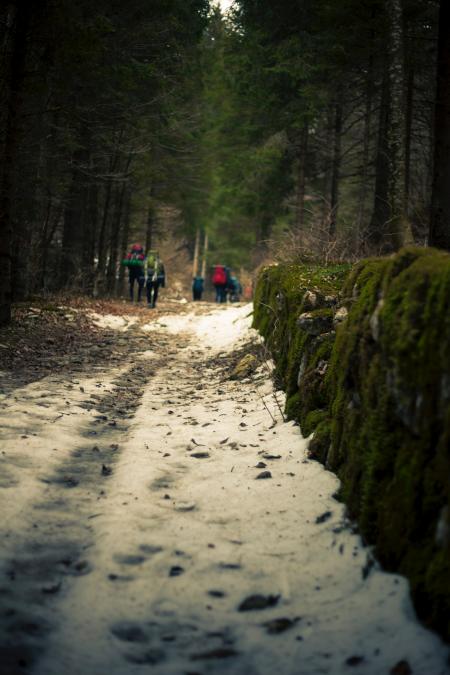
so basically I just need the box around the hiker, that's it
[146,250,166,308]
[123,243,145,302]
[212,265,227,303]
[229,275,242,302]
[192,276,204,301]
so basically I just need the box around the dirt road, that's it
[0,303,448,675]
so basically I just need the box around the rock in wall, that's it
[253,247,450,640]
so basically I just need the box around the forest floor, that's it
[0,298,449,675]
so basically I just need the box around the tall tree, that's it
[0,1,32,324]
[430,0,450,250]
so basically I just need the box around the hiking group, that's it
[122,244,166,308]
[124,244,242,306]
[192,265,241,303]
[211,265,242,303]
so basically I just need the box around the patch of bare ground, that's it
[0,297,212,390]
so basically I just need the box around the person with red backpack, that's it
[122,243,145,302]
[212,264,227,303]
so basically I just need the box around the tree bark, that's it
[430,0,450,250]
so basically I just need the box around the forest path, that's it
[0,303,448,675]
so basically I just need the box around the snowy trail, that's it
[0,304,449,675]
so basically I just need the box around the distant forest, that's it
[0,0,449,323]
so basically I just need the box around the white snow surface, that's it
[142,303,257,352]
[0,304,448,675]
[89,311,138,332]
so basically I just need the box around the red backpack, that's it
[212,265,226,285]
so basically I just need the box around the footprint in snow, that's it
[263,617,300,634]
[111,621,149,643]
[124,648,165,665]
[190,648,239,661]
[139,544,163,555]
[207,590,226,598]
[169,565,184,577]
[238,594,280,611]
[315,511,333,524]
[114,554,146,566]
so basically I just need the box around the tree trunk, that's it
[192,228,200,277]
[295,122,308,230]
[106,182,126,294]
[201,232,209,279]
[97,176,113,280]
[357,43,375,247]
[146,203,155,252]
[39,202,61,291]
[60,148,88,288]
[118,187,131,288]
[321,105,334,229]
[369,1,414,252]
[430,0,450,250]
[385,0,412,249]
[97,134,122,284]
[38,195,52,290]
[404,63,414,212]
[82,182,98,294]
[0,2,30,324]
[329,101,342,238]
[369,59,391,249]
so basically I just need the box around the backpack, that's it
[146,253,156,270]
[193,276,204,292]
[123,247,144,267]
[212,265,226,285]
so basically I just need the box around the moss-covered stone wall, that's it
[253,247,450,640]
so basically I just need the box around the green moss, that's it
[308,418,332,463]
[302,409,328,436]
[254,247,450,641]
[285,391,301,421]
[253,260,348,394]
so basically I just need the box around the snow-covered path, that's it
[0,304,448,675]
